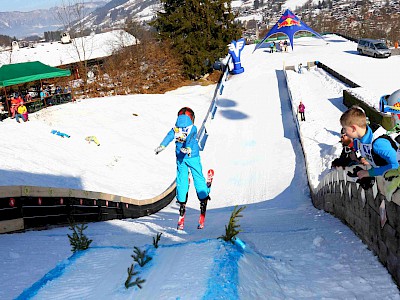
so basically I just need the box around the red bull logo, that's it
[278,17,300,29]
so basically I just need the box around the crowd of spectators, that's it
[0,84,73,122]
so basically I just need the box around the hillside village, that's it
[239,0,400,45]
[0,0,399,49]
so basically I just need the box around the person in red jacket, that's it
[298,101,305,121]
[332,128,360,168]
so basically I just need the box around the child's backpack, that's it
[358,123,400,167]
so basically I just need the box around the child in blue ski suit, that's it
[154,107,210,212]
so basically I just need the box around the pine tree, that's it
[152,0,242,79]
[67,220,93,253]
[218,205,246,243]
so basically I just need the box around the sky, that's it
[1,35,400,299]
[0,0,59,12]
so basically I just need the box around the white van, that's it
[357,38,391,58]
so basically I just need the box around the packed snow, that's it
[1,34,400,299]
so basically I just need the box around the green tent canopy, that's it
[0,61,71,87]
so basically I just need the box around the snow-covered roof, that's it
[0,29,137,67]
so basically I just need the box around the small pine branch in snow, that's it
[67,219,93,252]
[125,264,145,289]
[125,244,154,289]
[152,232,162,248]
[218,205,246,243]
[131,246,152,267]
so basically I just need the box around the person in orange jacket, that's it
[10,96,20,118]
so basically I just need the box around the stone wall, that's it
[313,170,400,286]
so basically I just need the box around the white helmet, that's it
[386,89,400,126]
[387,89,400,106]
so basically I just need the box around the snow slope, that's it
[1,35,400,299]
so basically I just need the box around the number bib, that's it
[357,126,389,168]
[174,125,192,143]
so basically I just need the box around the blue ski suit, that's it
[160,114,210,203]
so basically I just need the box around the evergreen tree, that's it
[218,205,246,243]
[152,0,242,79]
[67,220,93,253]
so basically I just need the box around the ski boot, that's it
[177,202,186,230]
[198,195,210,229]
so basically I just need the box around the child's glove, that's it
[154,145,165,155]
[180,147,192,156]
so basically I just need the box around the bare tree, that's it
[58,0,94,95]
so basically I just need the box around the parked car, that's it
[357,38,391,58]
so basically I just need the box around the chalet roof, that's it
[0,30,137,68]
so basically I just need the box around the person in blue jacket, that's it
[154,107,210,224]
[340,106,399,179]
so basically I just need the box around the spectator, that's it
[331,128,360,168]
[269,42,274,53]
[298,101,306,121]
[16,102,28,123]
[64,85,72,94]
[279,40,284,52]
[283,40,288,52]
[24,93,32,102]
[298,63,303,74]
[340,106,398,179]
[0,102,7,121]
[10,96,20,119]
[39,89,45,101]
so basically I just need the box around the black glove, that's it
[347,166,363,178]
[357,177,375,190]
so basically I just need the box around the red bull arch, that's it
[253,9,324,52]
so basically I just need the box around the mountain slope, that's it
[0,1,107,38]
